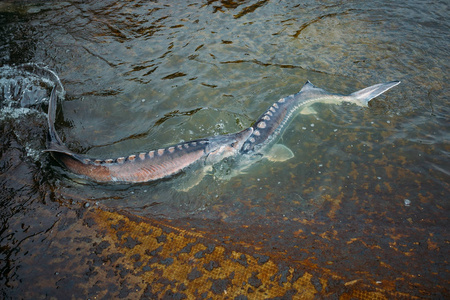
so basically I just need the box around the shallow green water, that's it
[0,0,448,298]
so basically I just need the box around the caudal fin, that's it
[350,81,400,107]
[45,87,73,155]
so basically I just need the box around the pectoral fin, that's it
[299,106,318,115]
[175,166,210,192]
[265,144,294,162]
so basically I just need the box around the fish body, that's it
[240,81,400,160]
[46,87,253,183]
[46,80,400,186]
[48,134,250,183]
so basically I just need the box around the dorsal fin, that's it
[299,81,328,94]
[300,81,317,91]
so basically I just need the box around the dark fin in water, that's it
[44,87,74,156]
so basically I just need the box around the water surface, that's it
[0,0,448,298]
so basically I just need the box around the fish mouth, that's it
[205,128,254,163]
[232,127,254,150]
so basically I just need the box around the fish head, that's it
[205,127,253,163]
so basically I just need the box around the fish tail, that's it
[45,87,73,155]
[350,81,400,106]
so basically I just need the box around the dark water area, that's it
[0,0,448,298]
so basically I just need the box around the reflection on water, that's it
[1,0,448,298]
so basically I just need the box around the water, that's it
[1,0,448,298]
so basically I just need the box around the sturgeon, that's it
[238,80,401,163]
[46,87,253,183]
[46,80,400,187]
